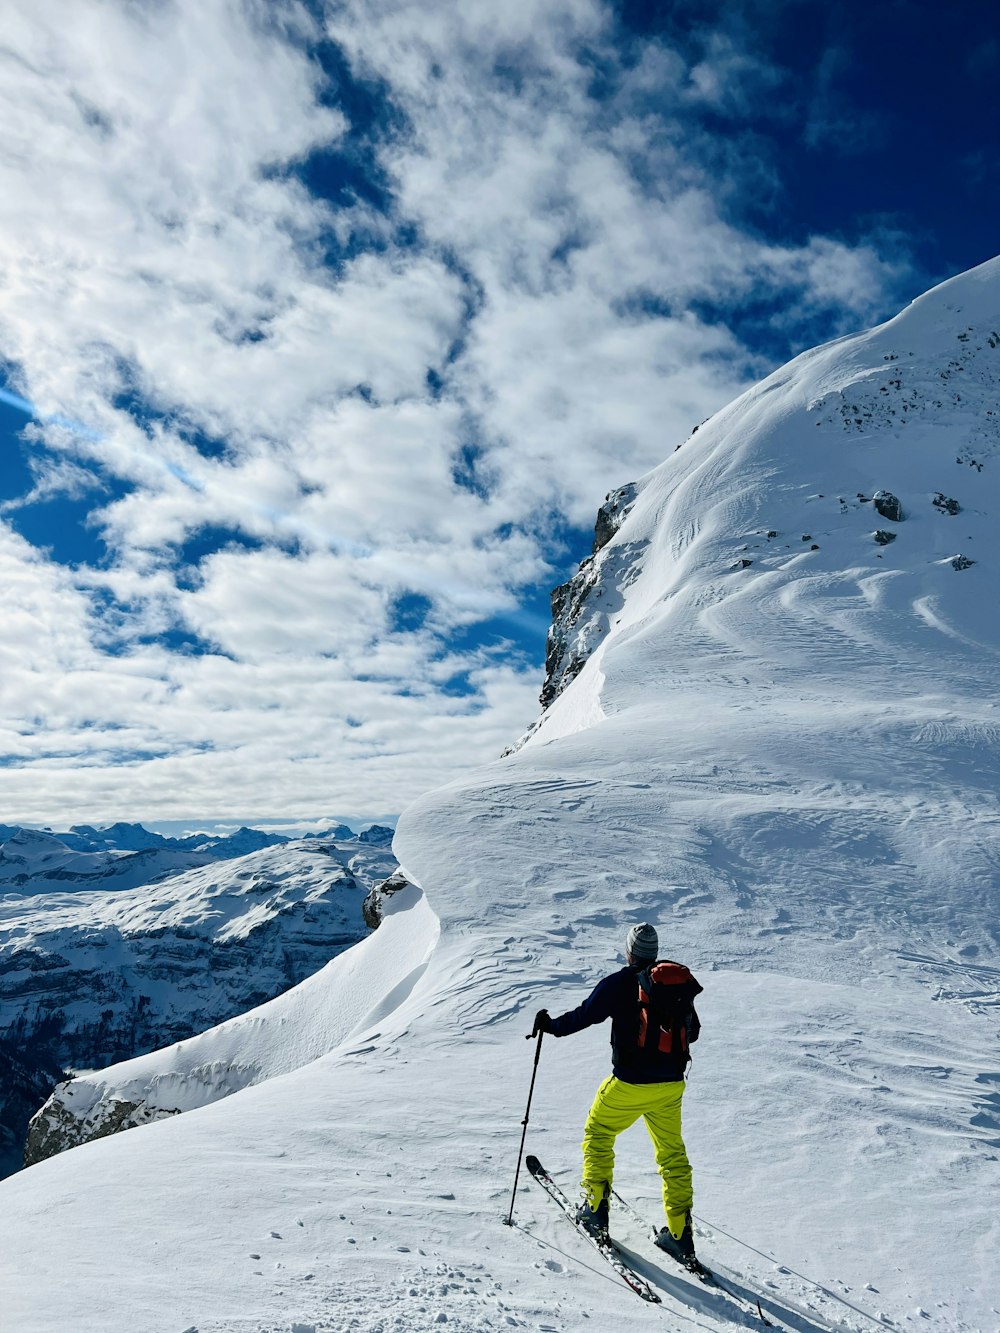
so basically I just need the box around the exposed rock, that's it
[537,481,646,711]
[542,560,595,708]
[873,530,897,545]
[950,555,975,571]
[363,871,413,929]
[540,536,646,709]
[24,1090,178,1169]
[932,492,961,515]
[733,558,753,570]
[872,490,904,522]
[358,824,395,846]
[592,483,638,554]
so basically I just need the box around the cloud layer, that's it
[0,0,914,823]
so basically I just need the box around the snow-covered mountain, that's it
[2,260,999,1333]
[1,819,395,860]
[0,835,398,1176]
[0,827,218,893]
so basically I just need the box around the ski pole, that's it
[504,1027,544,1226]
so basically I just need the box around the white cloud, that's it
[0,0,915,821]
[685,33,785,114]
[0,516,542,823]
[0,454,104,511]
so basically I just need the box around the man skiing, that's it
[532,922,703,1263]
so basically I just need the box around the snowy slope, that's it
[1,260,999,1333]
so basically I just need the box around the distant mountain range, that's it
[0,820,395,859]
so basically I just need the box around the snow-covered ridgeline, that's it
[536,258,1000,745]
[0,827,219,893]
[0,821,396,893]
[1,259,998,1333]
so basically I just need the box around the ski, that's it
[525,1156,662,1304]
[611,1188,775,1327]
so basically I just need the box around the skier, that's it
[532,922,703,1263]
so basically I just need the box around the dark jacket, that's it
[550,962,701,1084]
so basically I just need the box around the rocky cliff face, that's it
[25,1087,178,1169]
[539,481,644,710]
[0,1037,65,1179]
[1,837,398,1174]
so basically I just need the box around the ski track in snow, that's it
[3,262,1000,1333]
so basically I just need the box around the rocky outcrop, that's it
[872,489,903,522]
[363,871,413,929]
[24,1088,178,1168]
[540,483,643,709]
[592,483,639,554]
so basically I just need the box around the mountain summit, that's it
[535,255,1000,743]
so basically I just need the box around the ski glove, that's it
[532,1008,554,1037]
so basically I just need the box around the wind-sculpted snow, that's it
[531,259,1000,756]
[2,260,999,1333]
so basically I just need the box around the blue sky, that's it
[0,0,997,828]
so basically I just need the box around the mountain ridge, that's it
[1,818,395,859]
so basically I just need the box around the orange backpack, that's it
[636,961,703,1060]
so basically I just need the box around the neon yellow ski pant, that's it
[581,1075,692,1237]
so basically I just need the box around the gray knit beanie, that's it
[626,922,658,962]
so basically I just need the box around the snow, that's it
[45,880,438,1123]
[0,839,390,943]
[0,827,212,893]
[2,259,999,1333]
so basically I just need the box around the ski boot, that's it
[575,1182,610,1237]
[655,1212,696,1264]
